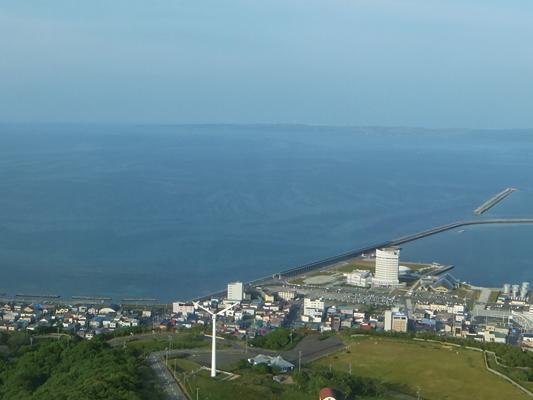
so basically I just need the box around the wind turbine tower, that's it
[194,301,240,377]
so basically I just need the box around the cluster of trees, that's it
[0,336,163,400]
[0,331,32,353]
[251,328,300,350]
[292,367,386,399]
[484,342,533,369]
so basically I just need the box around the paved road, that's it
[147,352,187,400]
[282,335,344,364]
[108,331,185,347]
[472,287,492,315]
[478,288,491,304]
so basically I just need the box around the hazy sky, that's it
[1,0,532,128]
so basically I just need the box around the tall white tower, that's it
[373,247,400,286]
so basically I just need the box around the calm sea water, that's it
[0,124,532,301]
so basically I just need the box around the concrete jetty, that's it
[474,187,516,215]
[71,296,112,301]
[191,218,533,302]
[15,293,60,299]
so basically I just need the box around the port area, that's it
[474,187,516,215]
[256,254,463,310]
[283,256,442,287]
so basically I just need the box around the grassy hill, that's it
[313,336,530,400]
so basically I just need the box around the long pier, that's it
[192,218,533,302]
[474,188,516,215]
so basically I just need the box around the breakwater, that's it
[192,218,533,301]
[474,188,516,215]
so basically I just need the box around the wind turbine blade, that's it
[193,301,214,315]
[216,301,240,316]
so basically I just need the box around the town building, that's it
[302,298,325,323]
[227,281,244,301]
[277,290,296,301]
[384,309,409,332]
[247,354,294,372]
[344,269,372,287]
[172,301,195,315]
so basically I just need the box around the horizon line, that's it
[1,121,533,132]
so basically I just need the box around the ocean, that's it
[1,124,532,301]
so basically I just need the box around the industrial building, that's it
[501,281,530,302]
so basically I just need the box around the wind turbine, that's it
[194,301,240,377]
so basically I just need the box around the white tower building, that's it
[227,281,244,301]
[373,247,400,286]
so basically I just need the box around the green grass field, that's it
[124,333,209,353]
[313,336,530,400]
[166,336,531,400]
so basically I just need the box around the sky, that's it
[0,0,532,128]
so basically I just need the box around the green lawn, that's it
[334,261,376,273]
[313,336,530,400]
[126,333,208,353]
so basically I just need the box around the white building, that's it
[344,269,372,287]
[227,281,244,301]
[172,302,195,315]
[303,298,325,323]
[384,310,408,332]
[277,290,296,301]
[373,247,400,286]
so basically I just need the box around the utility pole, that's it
[298,350,302,372]
[196,387,199,400]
